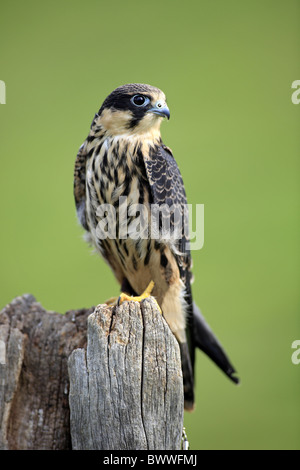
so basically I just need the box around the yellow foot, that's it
[105,281,162,314]
[118,280,155,305]
[118,281,162,314]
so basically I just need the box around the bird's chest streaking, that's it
[85,136,154,282]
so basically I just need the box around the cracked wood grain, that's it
[0,294,93,450]
[68,298,184,450]
[0,294,184,450]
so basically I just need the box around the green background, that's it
[0,0,299,450]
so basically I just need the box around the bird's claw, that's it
[118,281,163,313]
[117,280,155,305]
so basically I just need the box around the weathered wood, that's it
[0,294,93,450]
[68,298,184,450]
[0,294,184,450]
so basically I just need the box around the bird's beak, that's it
[148,101,170,120]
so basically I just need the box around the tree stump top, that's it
[0,295,184,450]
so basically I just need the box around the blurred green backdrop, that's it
[0,0,299,450]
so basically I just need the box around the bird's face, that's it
[97,83,170,138]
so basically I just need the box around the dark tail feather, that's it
[178,341,195,411]
[193,302,240,385]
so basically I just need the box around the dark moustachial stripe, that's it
[129,116,143,128]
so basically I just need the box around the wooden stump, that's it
[0,294,93,450]
[0,294,184,450]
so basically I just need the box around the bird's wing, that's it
[143,144,193,305]
[74,142,89,231]
[143,144,196,407]
[143,144,239,390]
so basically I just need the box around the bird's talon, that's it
[117,281,156,306]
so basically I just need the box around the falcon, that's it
[74,83,239,410]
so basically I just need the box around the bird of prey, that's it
[74,83,239,410]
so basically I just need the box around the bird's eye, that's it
[131,95,149,107]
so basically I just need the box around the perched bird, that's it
[74,83,239,410]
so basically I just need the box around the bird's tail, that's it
[192,302,240,385]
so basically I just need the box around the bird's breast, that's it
[85,137,153,276]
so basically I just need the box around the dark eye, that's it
[131,95,149,107]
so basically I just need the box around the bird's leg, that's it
[105,281,162,313]
[105,278,135,307]
[117,280,162,313]
[105,278,138,306]
[118,280,155,304]
[105,278,137,307]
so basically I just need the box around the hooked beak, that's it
[148,100,170,120]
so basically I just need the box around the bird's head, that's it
[96,83,170,138]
